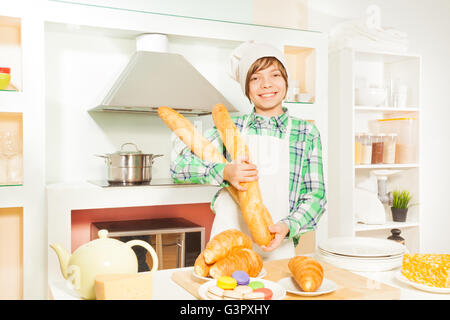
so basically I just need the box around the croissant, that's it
[157,106,240,204]
[194,252,211,277]
[212,104,274,246]
[288,256,324,292]
[203,229,252,264]
[209,248,263,279]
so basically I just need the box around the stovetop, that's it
[87,179,198,188]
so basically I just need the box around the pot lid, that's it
[113,143,143,155]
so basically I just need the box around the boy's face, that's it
[248,63,287,114]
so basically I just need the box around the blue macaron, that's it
[232,270,250,286]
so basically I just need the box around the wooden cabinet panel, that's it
[0,207,23,299]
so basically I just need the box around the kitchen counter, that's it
[48,266,449,300]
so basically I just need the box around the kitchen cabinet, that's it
[0,207,23,299]
[0,112,23,186]
[0,5,46,300]
[328,47,422,253]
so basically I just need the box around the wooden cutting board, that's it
[171,258,401,300]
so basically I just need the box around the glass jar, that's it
[360,133,372,165]
[377,118,418,164]
[354,133,362,165]
[371,134,384,164]
[383,133,397,164]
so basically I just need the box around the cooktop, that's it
[87,179,199,188]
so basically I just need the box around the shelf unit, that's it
[0,112,24,186]
[0,13,24,300]
[329,47,421,253]
[0,207,23,299]
[0,3,47,300]
[284,45,316,103]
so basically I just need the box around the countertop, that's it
[48,266,449,300]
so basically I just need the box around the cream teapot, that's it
[50,229,158,300]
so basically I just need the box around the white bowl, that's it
[355,87,386,106]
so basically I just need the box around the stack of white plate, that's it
[314,237,406,272]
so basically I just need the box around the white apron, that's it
[210,115,295,261]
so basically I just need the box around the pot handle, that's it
[151,154,164,164]
[125,240,159,274]
[121,142,141,153]
[94,154,108,158]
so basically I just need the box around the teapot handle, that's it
[125,240,159,274]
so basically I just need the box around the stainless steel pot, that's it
[96,143,163,185]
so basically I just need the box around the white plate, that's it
[395,270,450,294]
[319,237,405,257]
[314,252,402,272]
[198,277,286,300]
[192,268,267,281]
[317,247,404,260]
[277,277,337,297]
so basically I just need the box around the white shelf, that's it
[355,164,419,169]
[328,47,421,253]
[0,185,24,207]
[355,221,419,232]
[0,91,25,112]
[354,106,420,113]
[354,48,421,63]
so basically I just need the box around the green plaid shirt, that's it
[170,106,326,246]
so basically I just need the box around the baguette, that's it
[194,252,211,277]
[209,248,263,279]
[157,106,240,204]
[203,229,252,264]
[212,104,274,246]
[288,256,324,292]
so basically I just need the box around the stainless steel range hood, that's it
[90,34,237,116]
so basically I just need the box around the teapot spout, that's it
[49,243,70,280]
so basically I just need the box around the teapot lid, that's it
[98,229,110,239]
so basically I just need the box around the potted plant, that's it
[391,190,413,222]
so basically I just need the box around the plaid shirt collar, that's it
[247,106,289,133]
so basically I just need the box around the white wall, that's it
[308,0,450,252]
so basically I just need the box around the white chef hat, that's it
[228,40,289,95]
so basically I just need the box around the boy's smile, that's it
[248,64,286,117]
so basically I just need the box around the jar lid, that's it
[0,67,11,74]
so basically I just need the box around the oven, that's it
[91,218,205,271]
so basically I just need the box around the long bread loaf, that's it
[158,106,240,204]
[208,248,263,279]
[288,256,324,292]
[211,104,274,246]
[203,229,252,264]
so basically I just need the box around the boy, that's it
[171,41,326,260]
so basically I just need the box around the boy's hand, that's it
[223,155,258,191]
[260,222,290,252]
